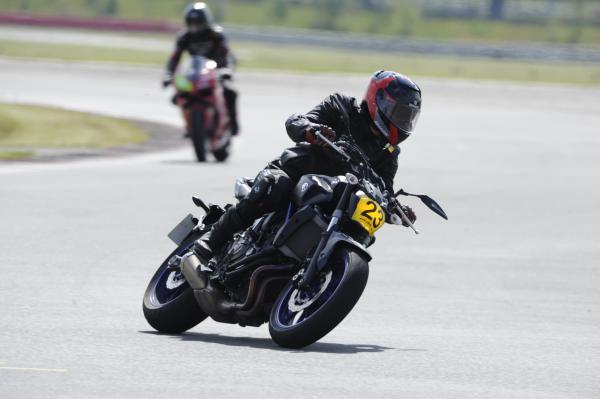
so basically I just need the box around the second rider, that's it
[163,2,240,136]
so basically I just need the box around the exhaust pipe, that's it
[179,252,236,323]
[180,252,208,290]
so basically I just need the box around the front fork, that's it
[297,174,358,289]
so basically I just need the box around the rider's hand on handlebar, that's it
[306,124,336,147]
[162,74,173,88]
[400,205,417,227]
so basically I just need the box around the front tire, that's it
[143,233,208,334]
[269,248,369,348]
[190,110,207,162]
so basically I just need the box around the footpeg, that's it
[167,255,183,270]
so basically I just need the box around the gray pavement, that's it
[1,58,600,398]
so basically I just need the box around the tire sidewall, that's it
[269,247,369,348]
[142,232,208,333]
[190,109,207,162]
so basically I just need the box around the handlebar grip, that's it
[314,131,351,162]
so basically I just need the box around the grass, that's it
[236,41,600,85]
[221,1,600,44]
[1,0,600,45]
[1,38,600,86]
[0,103,148,148]
[0,150,34,160]
[0,39,166,64]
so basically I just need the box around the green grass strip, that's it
[0,150,34,160]
[0,103,147,148]
[1,38,599,85]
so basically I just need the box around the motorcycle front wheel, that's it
[190,110,207,162]
[143,233,208,334]
[269,247,369,349]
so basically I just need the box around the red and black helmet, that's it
[364,70,422,145]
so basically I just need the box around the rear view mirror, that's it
[419,195,448,220]
[395,189,448,220]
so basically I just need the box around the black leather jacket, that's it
[166,26,231,74]
[285,93,400,190]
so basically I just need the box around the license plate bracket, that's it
[168,214,196,245]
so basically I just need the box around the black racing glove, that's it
[162,73,173,88]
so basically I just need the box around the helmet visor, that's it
[188,20,208,33]
[376,91,421,133]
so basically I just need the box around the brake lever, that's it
[316,130,418,234]
[397,204,420,235]
[388,195,420,235]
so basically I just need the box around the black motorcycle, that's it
[143,133,447,348]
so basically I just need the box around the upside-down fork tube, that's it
[298,177,357,289]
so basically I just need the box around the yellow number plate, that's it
[351,196,385,236]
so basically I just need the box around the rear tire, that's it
[190,110,206,162]
[143,233,208,334]
[269,248,369,348]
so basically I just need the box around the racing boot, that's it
[193,206,246,262]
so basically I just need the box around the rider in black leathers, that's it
[195,71,422,259]
[163,2,239,135]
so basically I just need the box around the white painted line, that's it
[0,366,68,373]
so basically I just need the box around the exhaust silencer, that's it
[180,252,208,290]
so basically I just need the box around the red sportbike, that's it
[173,56,232,162]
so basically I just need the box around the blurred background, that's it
[1,0,599,84]
[3,0,600,41]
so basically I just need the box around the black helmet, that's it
[364,70,422,145]
[184,2,213,33]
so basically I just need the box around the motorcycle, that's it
[172,56,232,162]
[143,132,447,348]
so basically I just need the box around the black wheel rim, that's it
[273,253,348,328]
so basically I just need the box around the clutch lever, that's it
[314,131,351,163]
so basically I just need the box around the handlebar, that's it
[314,130,419,234]
[313,131,351,162]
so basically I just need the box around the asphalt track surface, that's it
[1,57,600,399]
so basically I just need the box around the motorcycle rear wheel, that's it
[268,247,369,348]
[212,145,229,162]
[143,233,208,334]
